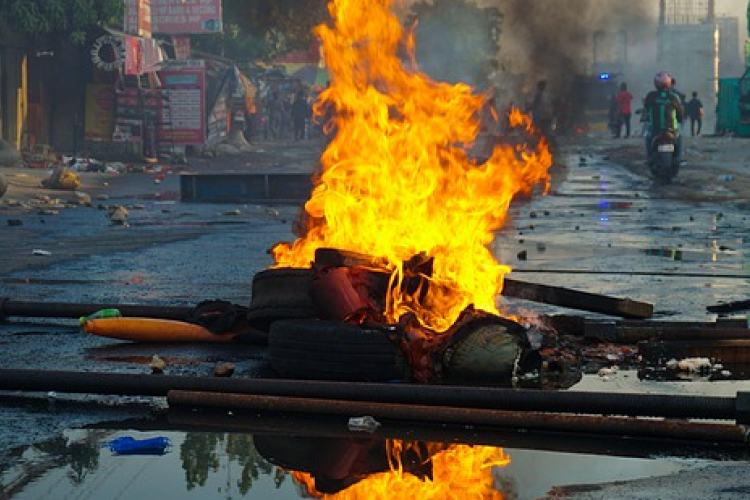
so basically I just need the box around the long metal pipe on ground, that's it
[163,409,750,459]
[167,390,750,444]
[0,368,746,423]
[0,299,193,321]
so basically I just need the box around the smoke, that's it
[487,0,656,94]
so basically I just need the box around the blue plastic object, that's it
[106,436,171,455]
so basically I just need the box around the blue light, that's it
[598,73,611,81]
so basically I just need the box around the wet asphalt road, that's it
[2,138,750,494]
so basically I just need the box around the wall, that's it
[659,23,719,132]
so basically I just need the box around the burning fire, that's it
[291,441,510,499]
[272,0,552,332]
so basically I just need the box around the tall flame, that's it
[272,0,552,332]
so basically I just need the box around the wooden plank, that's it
[707,299,750,314]
[502,278,654,319]
[584,318,750,343]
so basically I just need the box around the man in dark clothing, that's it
[686,91,704,136]
[291,90,311,141]
[644,71,684,164]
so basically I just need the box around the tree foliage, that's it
[0,0,124,45]
[191,0,329,65]
[407,0,502,88]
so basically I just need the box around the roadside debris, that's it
[213,362,235,377]
[149,355,167,374]
[106,436,171,456]
[348,415,381,433]
[41,167,80,191]
[107,205,129,225]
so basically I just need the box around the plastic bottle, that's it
[80,308,122,325]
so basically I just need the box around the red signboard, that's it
[148,0,222,35]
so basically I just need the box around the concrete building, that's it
[658,0,719,132]
[717,16,744,78]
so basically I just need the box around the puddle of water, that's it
[0,427,704,500]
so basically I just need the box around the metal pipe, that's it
[163,409,750,459]
[0,368,743,422]
[167,391,750,444]
[0,298,193,321]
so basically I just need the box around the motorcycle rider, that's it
[643,71,684,166]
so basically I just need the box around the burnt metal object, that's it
[0,368,747,423]
[502,277,653,319]
[438,315,531,384]
[167,391,750,443]
[0,298,192,322]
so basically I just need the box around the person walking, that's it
[686,91,704,136]
[615,82,634,138]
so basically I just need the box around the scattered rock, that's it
[149,355,166,374]
[107,205,129,225]
[213,362,235,377]
[71,192,92,206]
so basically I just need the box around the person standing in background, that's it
[615,82,634,138]
[530,80,554,139]
[686,91,704,137]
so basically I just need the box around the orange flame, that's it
[272,0,552,332]
[291,442,510,499]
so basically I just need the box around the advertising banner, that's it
[158,60,206,145]
[84,84,115,140]
[149,0,222,34]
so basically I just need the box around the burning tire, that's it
[268,319,411,382]
[247,268,318,330]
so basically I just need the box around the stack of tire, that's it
[247,268,411,383]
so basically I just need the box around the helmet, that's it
[654,71,672,90]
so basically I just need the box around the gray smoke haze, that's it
[489,0,656,92]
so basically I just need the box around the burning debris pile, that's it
[250,248,544,385]
[253,0,557,386]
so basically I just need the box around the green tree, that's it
[191,0,329,66]
[407,0,502,88]
[0,0,124,45]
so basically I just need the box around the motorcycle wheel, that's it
[654,152,675,183]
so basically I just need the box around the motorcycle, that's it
[648,130,680,183]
